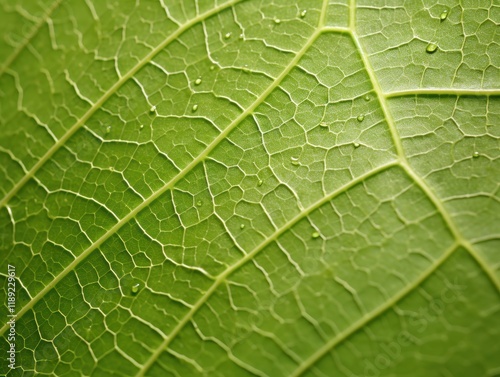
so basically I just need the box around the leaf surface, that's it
[0,1,499,376]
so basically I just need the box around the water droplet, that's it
[257,179,263,186]
[195,78,202,85]
[131,283,140,294]
[225,32,232,39]
[440,9,449,21]
[274,18,281,24]
[240,224,245,229]
[239,33,244,39]
[426,43,438,54]
[150,105,156,113]
[243,64,250,73]
[106,126,111,134]
[210,65,215,71]
[300,10,307,18]
[364,95,370,101]
[354,142,360,148]
[291,157,300,166]
[312,232,320,239]
[139,125,144,130]
[357,115,365,122]
[197,200,202,207]
[192,104,198,112]
[473,151,479,158]
[319,122,328,128]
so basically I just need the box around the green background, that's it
[0,0,499,376]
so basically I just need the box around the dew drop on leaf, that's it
[300,10,307,18]
[274,18,281,24]
[195,78,202,85]
[150,105,156,112]
[197,200,202,207]
[131,284,140,294]
[240,224,245,229]
[106,126,111,134]
[364,95,370,101]
[473,151,479,158]
[440,9,449,20]
[257,179,263,186]
[426,43,438,54]
[192,104,198,112]
[354,142,360,148]
[224,32,232,39]
[319,122,328,128]
[139,125,144,130]
[291,156,300,166]
[312,232,320,239]
[357,115,365,122]
[210,65,215,71]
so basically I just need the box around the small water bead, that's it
[131,284,140,294]
[274,18,281,24]
[473,151,479,158]
[354,142,360,148]
[106,126,111,134]
[210,65,215,71]
[240,224,245,229]
[357,115,365,122]
[440,9,449,21]
[225,32,232,39]
[195,78,202,85]
[257,179,263,186]
[239,33,244,39]
[426,43,438,54]
[291,156,300,166]
[319,122,328,128]
[300,10,307,18]
[364,95,370,101]
[192,104,198,112]
[196,200,202,207]
[243,64,250,73]
[139,124,144,130]
[150,105,156,112]
[312,232,320,239]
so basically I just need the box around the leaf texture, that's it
[0,0,499,376]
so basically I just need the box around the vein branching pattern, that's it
[0,1,498,376]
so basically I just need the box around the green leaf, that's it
[1,1,499,376]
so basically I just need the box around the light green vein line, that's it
[0,20,324,338]
[0,0,242,210]
[318,0,330,27]
[385,88,500,98]
[350,30,406,160]
[349,0,356,30]
[137,161,399,377]
[350,30,500,294]
[321,26,351,33]
[0,0,63,77]
[290,241,459,377]
[402,165,500,293]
